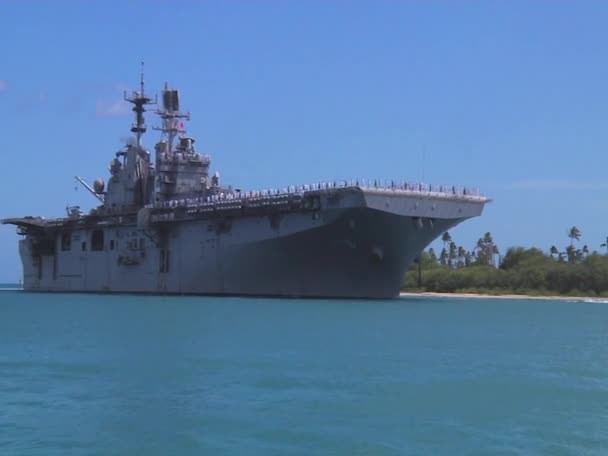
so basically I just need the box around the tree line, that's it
[404,226,608,296]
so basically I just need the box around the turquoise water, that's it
[0,292,607,455]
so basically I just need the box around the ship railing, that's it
[149,179,485,210]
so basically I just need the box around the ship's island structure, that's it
[2,73,489,298]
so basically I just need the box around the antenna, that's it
[140,61,145,96]
[124,61,157,147]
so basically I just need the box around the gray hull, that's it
[13,187,484,299]
[211,209,463,298]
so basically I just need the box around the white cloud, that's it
[506,179,608,191]
[95,99,131,117]
[0,80,8,92]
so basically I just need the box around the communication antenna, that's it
[124,61,157,147]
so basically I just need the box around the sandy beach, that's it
[400,292,608,302]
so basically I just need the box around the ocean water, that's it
[0,291,607,455]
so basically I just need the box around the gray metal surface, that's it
[3,77,488,299]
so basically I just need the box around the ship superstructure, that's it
[3,73,489,298]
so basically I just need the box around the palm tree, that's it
[566,245,577,264]
[550,245,559,259]
[457,246,466,268]
[472,232,498,266]
[441,232,452,253]
[439,248,448,266]
[582,245,589,257]
[465,251,473,266]
[568,226,581,247]
[483,232,494,245]
[428,248,438,264]
[600,237,608,255]
[474,237,484,254]
[448,241,457,268]
[491,244,500,267]
[473,237,486,264]
[482,232,499,266]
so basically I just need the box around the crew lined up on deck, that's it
[145,180,483,210]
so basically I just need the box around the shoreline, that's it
[2,286,604,302]
[400,292,607,302]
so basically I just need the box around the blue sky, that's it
[1,2,607,281]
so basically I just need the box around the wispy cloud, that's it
[0,80,8,92]
[93,81,134,117]
[506,179,608,191]
[95,99,131,117]
[58,81,130,114]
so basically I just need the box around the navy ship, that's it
[2,71,488,298]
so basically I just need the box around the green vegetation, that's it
[404,227,608,297]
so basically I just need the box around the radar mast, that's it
[154,82,190,154]
[124,62,156,147]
